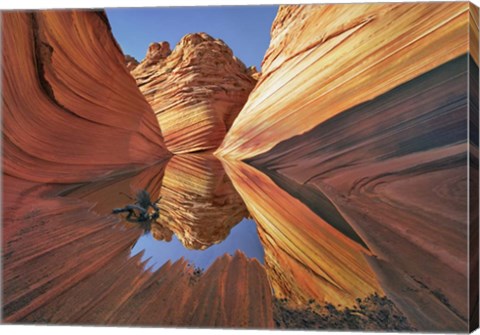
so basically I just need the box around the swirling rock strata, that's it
[222,160,384,308]
[65,153,249,250]
[246,55,471,331]
[215,3,473,331]
[2,11,169,183]
[158,154,248,249]
[3,175,273,327]
[132,33,257,154]
[217,2,470,159]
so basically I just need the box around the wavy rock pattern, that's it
[217,2,470,159]
[2,11,270,327]
[215,3,475,331]
[3,4,477,331]
[2,11,169,183]
[158,154,249,249]
[2,173,272,327]
[66,154,249,250]
[222,160,384,308]
[246,54,470,332]
[132,33,257,154]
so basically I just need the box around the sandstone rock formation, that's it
[65,153,249,250]
[3,173,272,327]
[222,160,384,308]
[125,54,139,71]
[217,2,471,160]
[2,11,272,327]
[158,154,249,249]
[245,59,471,331]
[131,33,257,154]
[216,3,474,331]
[3,4,477,331]
[2,11,170,183]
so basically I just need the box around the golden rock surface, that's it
[217,2,470,159]
[222,160,384,308]
[131,33,257,154]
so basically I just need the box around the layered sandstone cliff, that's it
[2,11,170,183]
[222,160,384,308]
[217,2,470,159]
[216,3,473,331]
[3,4,477,331]
[131,33,257,154]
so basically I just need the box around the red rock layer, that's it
[2,174,273,328]
[2,11,169,184]
[221,160,384,308]
[217,2,470,159]
[246,56,470,331]
[132,33,257,154]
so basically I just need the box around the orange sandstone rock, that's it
[125,54,139,71]
[2,11,169,184]
[132,33,257,154]
[158,154,249,249]
[2,173,272,327]
[217,3,470,159]
[65,153,249,250]
[222,160,383,308]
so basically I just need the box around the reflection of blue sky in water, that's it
[131,218,264,271]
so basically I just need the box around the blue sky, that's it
[106,6,279,70]
[131,218,265,271]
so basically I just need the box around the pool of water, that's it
[131,217,264,271]
[64,153,266,272]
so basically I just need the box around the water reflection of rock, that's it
[243,56,471,331]
[63,161,168,217]
[158,153,249,249]
[3,170,271,327]
[67,153,248,250]
[222,160,384,310]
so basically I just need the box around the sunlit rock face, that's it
[216,3,473,331]
[247,66,261,80]
[158,154,249,249]
[3,4,476,331]
[2,12,270,326]
[246,58,470,331]
[222,160,384,308]
[217,2,470,159]
[2,11,169,183]
[131,33,257,154]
